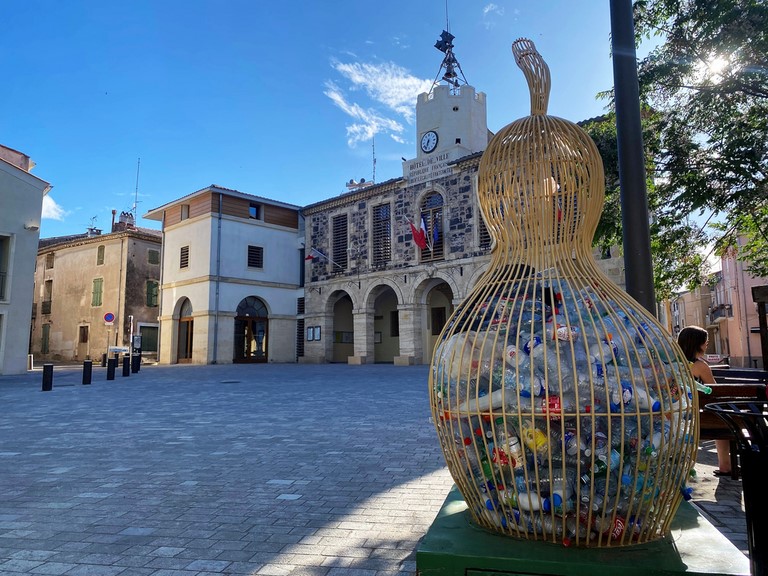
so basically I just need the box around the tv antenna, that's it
[372,136,377,183]
[132,158,141,217]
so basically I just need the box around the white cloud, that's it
[482,3,505,28]
[325,59,432,147]
[41,195,68,220]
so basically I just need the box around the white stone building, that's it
[0,145,50,375]
[301,34,493,365]
[144,186,304,364]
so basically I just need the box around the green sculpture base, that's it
[417,486,749,576]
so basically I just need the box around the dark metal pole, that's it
[610,0,656,314]
[106,358,116,381]
[42,364,53,392]
[122,356,130,377]
[82,360,92,385]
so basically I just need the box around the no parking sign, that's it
[104,312,115,326]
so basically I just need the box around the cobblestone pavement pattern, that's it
[0,364,749,575]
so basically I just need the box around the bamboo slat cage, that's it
[428,39,699,547]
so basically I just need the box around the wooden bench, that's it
[698,370,767,479]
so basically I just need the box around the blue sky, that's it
[2,1,625,238]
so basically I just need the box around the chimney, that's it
[111,209,117,232]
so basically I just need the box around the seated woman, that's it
[677,325,732,476]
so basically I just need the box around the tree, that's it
[632,0,768,280]
[581,111,709,300]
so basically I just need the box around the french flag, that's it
[409,217,428,249]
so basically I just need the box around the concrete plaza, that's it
[0,363,749,575]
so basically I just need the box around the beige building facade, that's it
[0,145,50,374]
[144,186,304,365]
[30,215,162,362]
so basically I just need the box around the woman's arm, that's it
[692,358,717,385]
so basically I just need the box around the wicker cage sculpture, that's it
[429,39,699,547]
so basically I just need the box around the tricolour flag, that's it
[409,218,428,249]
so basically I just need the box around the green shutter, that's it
[91,278,103,306]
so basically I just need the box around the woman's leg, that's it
[715,439,731,472]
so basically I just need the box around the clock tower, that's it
[404,30,489,185]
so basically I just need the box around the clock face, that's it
[420,130,438,153]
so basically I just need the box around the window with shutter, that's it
[332,215,348,271]
[180,246,190,268]
[372,204,391,267]
[247,245,264,268]
[91,278,103,307]
[420,192,444,262]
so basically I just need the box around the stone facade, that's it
[302,154,492,366]
[30,224,162,363]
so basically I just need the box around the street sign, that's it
[104,312,115,323]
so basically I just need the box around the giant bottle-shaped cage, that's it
[429,39,699,547]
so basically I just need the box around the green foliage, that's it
[631,0,768,286]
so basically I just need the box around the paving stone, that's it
[0,364,751,576]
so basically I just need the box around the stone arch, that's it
[411,274,457,364]
[365,282,403,363]
[175,297,194,364]
[325,289,354,363]
[233,296,269,363]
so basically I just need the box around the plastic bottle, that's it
[521,425,549,454]
[525,336,572,380]
[607,378,633,412]
[588,337,619,365]
[505,435,525,470]
[633,384,661,412]
[545,314,580,342]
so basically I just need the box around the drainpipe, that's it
[157,211,166,362]
[212,192,222,364]
[737,255,752,366]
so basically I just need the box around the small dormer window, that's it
[249,203,261,220]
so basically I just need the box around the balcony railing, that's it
[709,303,733,323]
[31,302,37,319]
[41,300,52,315]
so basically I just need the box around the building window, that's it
[146,280,159,307]
[91,278,103,307]
[79,325,89,344]
[249,203,261,219]
[42,280,53,314]
[372,203,391,267]
[180,246,190,268]
[41,324,50,354]
[431,307,447,336]
[148,249,160,265]
[420,192,444,262]
[0,235,9,301]
[247,245,264,268]
[296,318,305,359]
[478,213,492,251]
[181,204,190,220]
[96,245,105,265]
[390,310,400,337]
[332,214,348,271]
[45,252,55,269]
[296,297,305,315]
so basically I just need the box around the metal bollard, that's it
[82,360,93,385]
[42,364,54,391]
[106,358,116,380]
[101,353,107,367]
[131,354,141,373]
[122,356,130,377]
